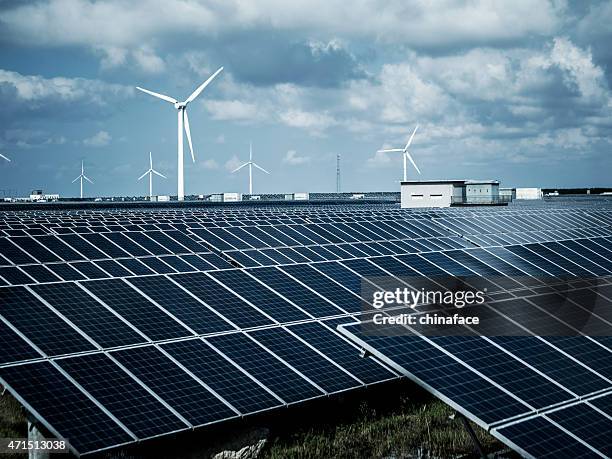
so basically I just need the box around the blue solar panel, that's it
[161,338,282,414]
[126,275,235,334]
[0,361,133,455]
[58,353,188,438]
[111,345,237,426]
[0,286,96,356]
[206,332,324,403]
[82,279,193,341]
[171,272,274,328]
[249,327,361,393]
[31,282,146,348]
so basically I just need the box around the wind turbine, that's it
[232,142,270,195]
[136,67,224,201]
[138,152,166,199]
[0,153,11,162]
[378,125,421,181]
[72,161,93,199]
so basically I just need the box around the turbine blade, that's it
[183,110,195,162]
[0,153,11,162]
[153,170,166,179]
[404,125,419,151]
[149,151,153,169]
[136,87,177,104]
[253,163,270,174]
[72,176,80,183]
[138,171,149,181]
[185,66,224,104]
[377,149,403,153]
[405,151,421,175]
[84,176,94,184]
[232,163,248,173]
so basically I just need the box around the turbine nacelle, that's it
[174,102,187,110]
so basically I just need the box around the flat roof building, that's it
[401,179,506,208]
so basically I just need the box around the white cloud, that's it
[0,69,133,107]
[224,155,242,172]
[96,46,128,70]
[0,0,564,50]
[282,150,310,165]
[132,46,166,74]
[549,37,606,100]
[83,130,111,147]
[199,159,219,170]
[278,109,335,135]
[206,100,260,121]
[366,150,393,167]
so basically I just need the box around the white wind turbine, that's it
[136,67,224,201]
[232,142,270,195]
[378,125,421,181]
[0,153,11,162]
[72,161,93,199]
[138,152,166,199]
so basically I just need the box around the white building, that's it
[401,180,465,208]
[401,180,502,208]
[515,188,543,200]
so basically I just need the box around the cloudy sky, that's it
[0,0,611,197]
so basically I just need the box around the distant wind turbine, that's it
[138,152,166,199]
[0,153,11,162]
[232,142,270,195]
[72,161,93,199]
[378,125,421,181]
[136,67,224,201]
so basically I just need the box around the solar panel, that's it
[161,338,283,413]
[1,202,611,457]
[82,279,193,341]
[57,353,189,438]
[0,361,134,455]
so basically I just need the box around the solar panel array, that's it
[0,202,611,456]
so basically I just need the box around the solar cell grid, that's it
[171,272,273,328]
[249,327,361,394]
[0,361,134,455]
[0,286,96,356]
[127,275,234,335]
[161,338,282,413]
[206,333,324,403]
[31,282,145,348]
[111,345,237,426]
[82,279,193,341]
[58,352,189,438]
[209,269,310,322]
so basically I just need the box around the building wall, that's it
[516,188,542,200]
[401,183,454,208]
[465,183,499,203]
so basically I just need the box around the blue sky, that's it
[0,0,611,198]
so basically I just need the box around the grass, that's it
[0,392,27,459]
[262,393,505,459]
[0,382,508,459]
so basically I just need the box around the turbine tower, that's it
[72,161,93,199]
[138,152,166,199]
[0,153,11,162]
[232,142,270,195]
[378,125,421,181]
[136,67,224,201]
[336,153,341,193]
